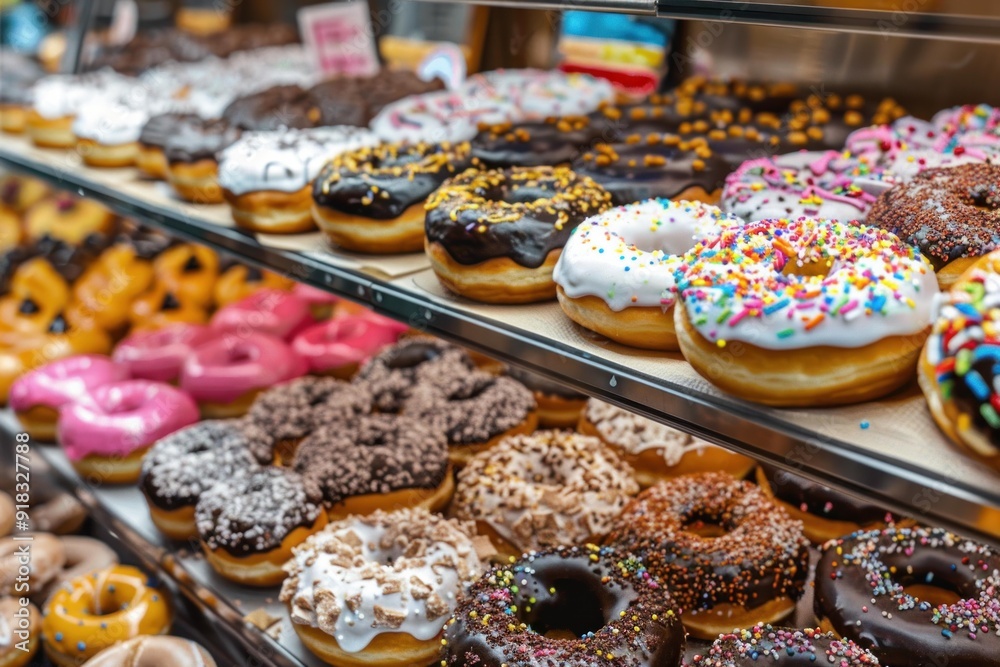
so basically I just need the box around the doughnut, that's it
[282,508,484,667]
[113,323,214,383]
[425,166,612,303]
[755,464,896,544]
[579,399,754,487]
[1,533,64,596]
[0,493,12,536]
[196,467,327,586]
[463,69,616,119]
[0,257,72,335]
[10,354,129,441]
[115,222,174,261]
[0,175,49,214]
[163,118,241,204]
[0,597,40,667]
[312,141,478,254]
[152,244,219,307]
[470,117,603,168]
[815,527,1000,665]
[453,430,638,558]
[218,126,377,234]
[73,101,150,168]
[606,472,809,639]
[554,199,743,350]
[352,338,473,412]
[402,371,538,466]
[291,315,405,378]
[674,217,938,406]
[869,164,1000,288]
[180,331,306,418]
[213,265,293,307]
[23,195,116,246]
[68,244,155,333]
[140,420,259,540]
[570,134,730,206]
[127,287,210,334]
[689,625,880,666]
[444,544,686,667]
[291,283,341,320]
[57,379,200,484]
[47,536,119,600]
[0,208,21,255]
[221,84,329,131]
[80,636,216,667]
[209,287,311,341]
[136,113,200,179]
[370,89,515,145]
[27,492,86,535]
[505,366,588,428]
[26,72,129,148]
[293,413,453,520]
[42,565,172,667]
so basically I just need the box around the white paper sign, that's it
[298,1,380,78]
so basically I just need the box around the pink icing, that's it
[291,315,405,374]
[112,324,216,383]
[292,283,341,306]
[210,289,312,341]
[57,380,199,460]
[180,332,306,404]
[10,355,129,414]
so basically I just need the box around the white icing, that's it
[31,71,131,119]
[584,399,715,465]
[370,89,516,144]
[218,127,378,195]
[72,100,152,144]
[554,199,743,311]
[463,69,614,119]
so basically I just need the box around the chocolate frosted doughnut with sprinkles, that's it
[312,141,478,254]
[689,625,881,666]
[673,217,939,407]
[424,165,612,303]
[195,467,327,586]
[402,370,538,466]
[868,163,1000,288]
[606,472,810,639]
[443,544,686,667]
[291,413,453,519]
[815,526,1000,667]
[352,337,473,412]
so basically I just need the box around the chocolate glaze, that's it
[138,113,202,151]
[471,117,604,168]
[424,166,612,268]
[815,527,1000,667]
[163,118,241,164]
[691,626,880,666]
[445,545,685,667]
[313,142,476,219]
[308,70,443,126]
[759,464,889,524]
[506,366,588,400]
[0,235,106,294]
[222,85,326,131]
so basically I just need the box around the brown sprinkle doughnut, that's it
[352,338,473,413]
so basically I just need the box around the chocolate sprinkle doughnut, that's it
[690,625,880,666]
[352,338,473,412]
[470,117,604,168]
[443,544,686,667]
[757,464,891,529]
[814,526,1000,667]
[868,163,1000,271]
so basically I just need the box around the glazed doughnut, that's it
[0,493,12,536]
[128,287,210,334]
[0,257,72,335]
[504,366,588,428]
[136,113,200,180]
[453,430,638,558]
[0,597,40,667]
[42,565,172,667]
[209,288,312,340]
[920,250,1000,470]
[402,371,538,466]
[1,533,64,595]
[163,118,241,204]
[674,218,938,406]
[815,527,1000,666]
[352,338,473,413]
[554,199,743,350]
[213,265,293,307]
[81,636,216,667]
[218,127,376,234]
[444,544,686,667]
[45,536,119,600]
[180,332,307,418]
[57,380,200,484]
[26,492,86,535]
[23,195,115,246]
[0,208,21,255]
[291,315,404,378]
[470,116,603,168]
[10,354,129,441]
[579,399,754,487]
[152,244,219,307]
[282,508,484,667]
[425,166,612,303]
[755,464,896,544]
[293,413,453,519]
[113,324,215,383]
[313,141,478,254]
[690,625,881,666]
[869,163,1000,288]
[607,472,810,639]
[196,467,327,586]
[69,244,155,333]
[140,420,259,540]
[0,175,49,214]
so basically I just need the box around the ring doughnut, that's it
[0,596,40,667]
[27,492,87,535]
[425,166,612,303]
[690,625,880,666]
[607,472,810,639]
[1,533,65,596]
[352,338,473,413]
[113,324,216,384]
[79,636,216,667]
[23,195,116,246]
[209,288,312,341]
[291,315,405,378]
[674,217,938,406]
[470,117,602,168]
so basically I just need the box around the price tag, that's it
[298,1,380,78]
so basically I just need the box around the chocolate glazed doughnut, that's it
[444,544,685,667]
[425,166,612,303]
[163,118,241,204]
[137,113,200,179]
[470,117,604,168]
[814,526,1000,667]
[690,625,881,666]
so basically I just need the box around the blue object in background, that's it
[561,10,675,48]
[1,2,51,52]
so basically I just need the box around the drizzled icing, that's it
[280,509,482,653]
[674,217,938,350]
[371,90,515,144]
[553,199,743,312]
[583,399,717,465]
[463,68,614,119]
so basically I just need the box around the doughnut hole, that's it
[681,511,731,538]
[883,551,973,607]
[779,257,833,279]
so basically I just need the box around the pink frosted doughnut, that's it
[209,288,312,340]
[112,324,216,383]
[10,355,128,414]
[180,332,307,418]
[293,283,340,306]
[291,315,405,378]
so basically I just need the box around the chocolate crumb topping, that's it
[352,338,473,412]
